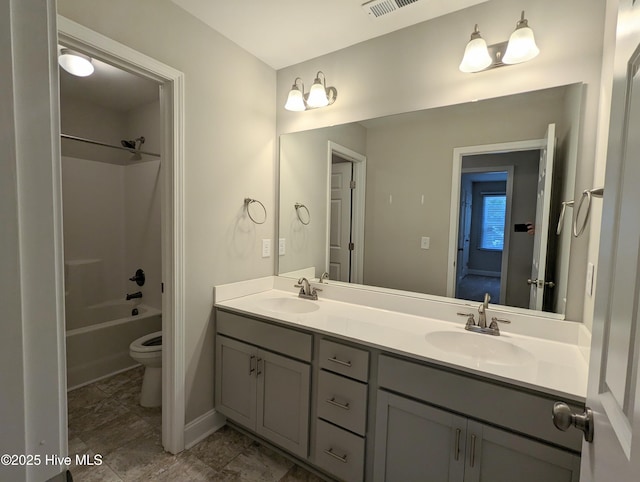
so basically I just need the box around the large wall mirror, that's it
[278,83,585,319]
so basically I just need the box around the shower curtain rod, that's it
[60,134,161,158]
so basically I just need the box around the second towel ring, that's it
[295,203,311,225]
[573,187,604,237]
[244,198,267,224]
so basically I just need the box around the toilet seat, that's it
[130,331,162,353]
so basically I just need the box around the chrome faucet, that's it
[457,293,511,336]
[477,293,491,328]
[295,277,322,300]
[319,272,330,283]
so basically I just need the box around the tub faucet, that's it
[126,291,143,300]
[477,293,491,328]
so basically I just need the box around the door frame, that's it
[456,167,514,304]
[447,139,546,299]
[326,142,366,284]
[58,17,186,453]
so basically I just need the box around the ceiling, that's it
[59,0,488,111]
[171,0,489,69]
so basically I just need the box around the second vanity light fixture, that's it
[284,71,338,112]
[459,11,539,73]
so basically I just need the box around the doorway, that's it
[326,142,366,284]
[455,170,509,304]
[58,17,185,453]
[448,133,554,310]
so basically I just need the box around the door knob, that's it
[552,402,594,442]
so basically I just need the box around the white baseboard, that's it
[184,409,226,449]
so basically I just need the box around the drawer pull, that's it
[249,355,256,375]
[454,428,461,461]
[326,397,350,410]
[324,448,348,463]
[470,434,477,468]
[328,356,352,367]
[256,357,263,376]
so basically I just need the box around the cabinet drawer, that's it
[314,419,365,482]
[319,339,369,382]
[317,370,368,436]
[216,309,312,361]
[378,354,583,452]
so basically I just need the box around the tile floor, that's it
[67,367,325,481]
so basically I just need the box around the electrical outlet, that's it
[262,239,271,258]
[279,238,286,256]
[421,237,430,250]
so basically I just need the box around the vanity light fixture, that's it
[459,11,539,73]
[58,48,95,77]
[284,71,337,111]
[502,11,540,64]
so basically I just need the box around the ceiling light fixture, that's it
[58,48,95,77]
[459,11,539,73]
[284,71,337,112]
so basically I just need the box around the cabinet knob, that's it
[552,402,594,442]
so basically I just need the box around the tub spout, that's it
[126,291,143,300]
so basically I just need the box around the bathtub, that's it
[66,300,162,389]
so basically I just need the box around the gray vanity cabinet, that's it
[374,390,580,482]
[374,390,467,482]
[374,354,582,482]
[214,310,312,459]
[462,420,580,482]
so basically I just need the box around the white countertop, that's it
[214,278,589,403]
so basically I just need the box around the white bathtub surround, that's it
[215,276,589,402]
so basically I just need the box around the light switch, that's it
[262,239,271,258]
[421,237,430,250]
[279,238,286,256]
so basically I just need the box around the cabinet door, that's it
[374,390,466,482]
[256,349,310,458]
[464,420,580,482]
[215,335,257,429]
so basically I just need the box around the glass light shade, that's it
[502,26,539,64]
[284,87,306,112]
[307,81,329,108]
[459,37,492,73]
[58,49,94,77]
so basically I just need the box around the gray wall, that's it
[57,0,276,423]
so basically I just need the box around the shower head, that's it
[121,140,136,149]
[120,137,146,160]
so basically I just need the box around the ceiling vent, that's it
[362,0,420,19]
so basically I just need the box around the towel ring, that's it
[573,187,604,237]
[295,203,311,225]
[244,198,267,224]
[556,200,574,235]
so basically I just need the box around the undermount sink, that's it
[258,297,320,314]
[425,331,535,366]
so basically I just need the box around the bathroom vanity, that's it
[214,277,588,482]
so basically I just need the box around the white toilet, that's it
[129,331,162,407]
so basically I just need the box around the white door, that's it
[529,124,556,310]
[329,161,353,282]
[580,1,640,479]
[456,178,472,293]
